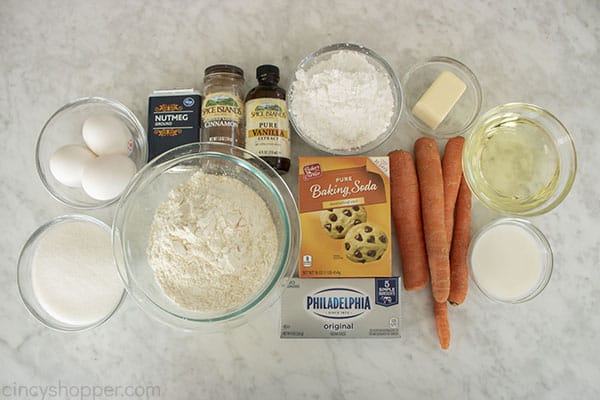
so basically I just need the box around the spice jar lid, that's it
[204,64,244,78]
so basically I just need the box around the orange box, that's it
[298,156,392,278]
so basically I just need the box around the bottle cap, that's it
[257,65,279,81]
[204,64,244,78]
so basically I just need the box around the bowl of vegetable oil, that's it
[463,103,577,216]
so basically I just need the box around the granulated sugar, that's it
[290,50,395,151]
[31,220,123,326]
[147,172,278,312]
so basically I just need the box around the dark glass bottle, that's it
[244,65,291,173]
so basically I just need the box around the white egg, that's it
[49,145,96,187]
[82,114,133,156]
[81,154,137,201]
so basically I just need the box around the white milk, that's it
[470,224,543,300]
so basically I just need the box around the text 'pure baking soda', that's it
[297,156,392,278]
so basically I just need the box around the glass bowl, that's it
[463,103,577,216]
[402,56,482,138]
[469,218,553,304]
[287,43,403,155]
[17,215,126,331]
[112,142,300,332]
[35,97,147,209]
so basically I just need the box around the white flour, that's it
[147,171,278,311]
[290,50,395,151]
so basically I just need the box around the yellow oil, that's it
[467,114,559,212]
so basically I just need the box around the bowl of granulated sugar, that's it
[113,142,300,332]
[17,215,125,331]
[288,43,403,155]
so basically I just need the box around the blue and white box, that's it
[280,277,401,338]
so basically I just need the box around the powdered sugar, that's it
[147,172,278,312]
[290,50,396,152]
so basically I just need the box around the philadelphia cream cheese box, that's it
[280,277,401,338]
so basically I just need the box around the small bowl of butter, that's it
[401,56,482,138]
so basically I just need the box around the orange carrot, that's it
[448,175,472,305]
[434,301,451,350]
[442,137,465,248]
[415,137,450,303]
[388,150,429,291]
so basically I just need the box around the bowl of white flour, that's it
[288,43,403,154]
[112,142,300,331]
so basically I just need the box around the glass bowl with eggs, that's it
[35,97,147,209]
[287,43,403,155]
[112,142,300,332]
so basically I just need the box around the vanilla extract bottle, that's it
[244,65,291,173]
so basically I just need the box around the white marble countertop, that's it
[2,1,599,399]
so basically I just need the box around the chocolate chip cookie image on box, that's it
[319,206,367,239]
[344,223,388,263]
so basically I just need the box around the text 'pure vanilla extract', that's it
[245,65,291,173]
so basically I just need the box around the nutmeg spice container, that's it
[147,89,202,161]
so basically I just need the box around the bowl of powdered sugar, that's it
[113,142,300,331]
[288,43,403,154]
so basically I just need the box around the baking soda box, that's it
[298,157,392,278]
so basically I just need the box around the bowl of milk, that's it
[468,218,553,304]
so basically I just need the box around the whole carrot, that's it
[448,175,472,305]
[415,137,450,303]
[442,137,465,248]
[434,301,451,350]
[388,150,429,291]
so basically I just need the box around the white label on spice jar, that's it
[201,92,243,129]
[245,98,290,158]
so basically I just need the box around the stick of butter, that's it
[412,71,466,130]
